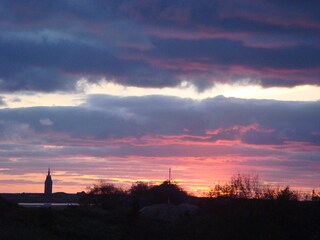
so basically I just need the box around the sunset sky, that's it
[0,0,319,195]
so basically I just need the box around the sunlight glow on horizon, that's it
[1,81,319,109]
[85,80,320,102]
[1,174,317,197]
[1,163,318,196]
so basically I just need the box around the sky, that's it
[0,0,319,195]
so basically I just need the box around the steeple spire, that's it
[44,168,53,195]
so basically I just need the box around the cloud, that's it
[0,95,319,192]
[0,35,176,92]
[10,97,21,102]
[0,95,319,146]
[0,96,6,106]
[39,118,53,126]
[0,0,319,92]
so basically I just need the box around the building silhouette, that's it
[44,168,52,195]
[1,168,85,204]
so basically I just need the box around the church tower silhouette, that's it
[44,168,53,195]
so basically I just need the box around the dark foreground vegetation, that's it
[1,195,320,240]
[1,179,320,240]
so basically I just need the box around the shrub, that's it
[85,180,127,209]
[276,186,299,201]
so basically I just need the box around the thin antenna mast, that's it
[167,168,172,205]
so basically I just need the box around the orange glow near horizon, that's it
[1,160,318,196]
[0,130,319,196]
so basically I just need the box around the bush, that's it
[276,186,299,201]
[84,181,127,209]
[146,181,189,205]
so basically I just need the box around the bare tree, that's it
[209,174,262,199]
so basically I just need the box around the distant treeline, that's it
[81,174,320,210]
[208,174,320,201]
[82,180,190,210]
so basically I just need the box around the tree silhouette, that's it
[85,180,126,209]
[209,174,262,199]
[147,181,189,205]
[276,186,299,201]
[129,182,151,198]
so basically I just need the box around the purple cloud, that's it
[0,95,319,192]
[0,0,319,92]
[0,96,6,106]
[0,95,319,145]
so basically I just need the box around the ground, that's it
[1,197,320,240]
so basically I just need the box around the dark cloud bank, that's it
[0,95,319,146]
[0,0,320,92]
